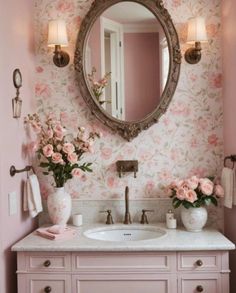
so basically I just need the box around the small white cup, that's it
[72,214,83,226]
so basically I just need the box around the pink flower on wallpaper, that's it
[35,83,51,99]
[101,147,112,160]
[40,184,51,200]
[208,134,219,146]
[207,24,219,38]
[188,167,207,178]
[170,101,191,117]
[145,180,155,195]
[159,170,172,181]
[189,73,197,82]
[170,149,179,161]
[107,177,118,188]
[209,73,222,89]
[172,0,182,8]
[190,137,198,148]
[56,0,75,13]
[72,16,81,29]
[196,117,208,131]
[36,66,44,73]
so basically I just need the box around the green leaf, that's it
[40,162,49,168]
[210,196,218,206]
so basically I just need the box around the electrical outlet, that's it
[8,191,17,216]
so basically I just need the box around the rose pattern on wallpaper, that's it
[34,0,223,201]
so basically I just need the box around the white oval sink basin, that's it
[84,226,166,242]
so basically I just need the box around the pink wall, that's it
[0,0,36,292]
[88,18,101,79]
[124,33,160,121]
[222,0,236,291]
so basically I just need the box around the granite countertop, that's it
[11,223,235,252]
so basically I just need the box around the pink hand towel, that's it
[36,227,76,240]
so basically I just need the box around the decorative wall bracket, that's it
[116,160,138,178]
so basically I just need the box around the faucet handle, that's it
[140,209,154,224]
[100,210,114,225]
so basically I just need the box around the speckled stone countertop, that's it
[12,223,235,252]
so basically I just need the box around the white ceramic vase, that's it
[181,206,208,232]
[47,187,72,225]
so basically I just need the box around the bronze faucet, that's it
[123,186,132,224]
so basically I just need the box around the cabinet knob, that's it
[196,259,203,267]
[196,285,204,292]
[44,260,51,267]
[44,286,52,293]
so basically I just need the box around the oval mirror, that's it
[75,0,181,141]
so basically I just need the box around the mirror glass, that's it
[85,1,170,122]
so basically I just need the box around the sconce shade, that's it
[187,17,208,44]
[48,20,68,47]
[12,97,22,118]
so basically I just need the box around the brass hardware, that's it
[116,160,138,178]
[10,165,34,177]
[196,259,203,267]
[185,41,202,64]
[44,260,51,267]
[53,45,70,68]
[196,285,204,292]
[44,286,52,293]
[100,210,114,224]
[124,186,132,225]
[140,209,154,224]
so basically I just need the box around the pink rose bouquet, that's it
[167,176,224,209]
[25,113,100,188]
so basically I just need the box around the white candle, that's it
[72,214,83,226]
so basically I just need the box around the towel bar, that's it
[224,155,236,169]
[10,165,34,177]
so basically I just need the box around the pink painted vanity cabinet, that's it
[16,250,230,293]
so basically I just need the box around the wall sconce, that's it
[12,69,22,118]
[184,17,208,64]
[48,20,70,67]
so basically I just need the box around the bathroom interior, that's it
[1,0,236,292]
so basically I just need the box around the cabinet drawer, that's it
[179,274,221,293]
[178,252,221,272]
[72,252,175,272]
[18,274,71,293]
[25,252,71,272]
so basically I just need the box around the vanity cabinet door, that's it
[178,274,221,293]
[72,275,173,293]
[18,274,71,293]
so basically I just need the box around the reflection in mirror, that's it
[85,2,169,122]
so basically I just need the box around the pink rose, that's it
[43,144,54,157]
[215,184,224,198]
[52,152,63,164]
[72,168,82,178]
[186,176,199,190]
[63,143,75,154]
[55,132,64,141]
[176,187,187,200]
[67,153,78,164]
[185,190,197,203]
[199,178,214,196]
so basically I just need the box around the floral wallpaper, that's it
[34,0,223,201]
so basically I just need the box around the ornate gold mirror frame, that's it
[74,0,181,141]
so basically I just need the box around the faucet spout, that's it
[124,186,132,224]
